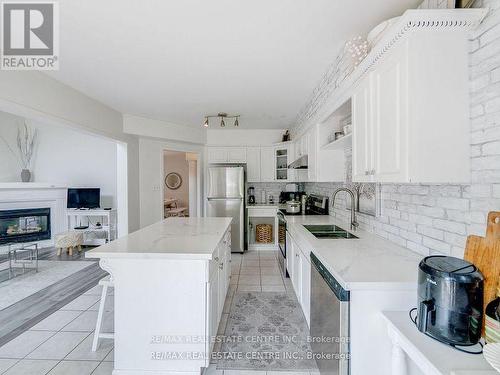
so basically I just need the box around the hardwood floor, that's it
[0,247,107,346]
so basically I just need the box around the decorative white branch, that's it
[16,121,37,170]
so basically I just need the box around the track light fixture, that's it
[202,113,240,128]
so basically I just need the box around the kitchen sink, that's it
[303,224,358,239]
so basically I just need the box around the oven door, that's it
[277,212,288,277]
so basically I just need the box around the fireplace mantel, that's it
[0,183,66,190]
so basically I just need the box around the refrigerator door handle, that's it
[207,198,243,201]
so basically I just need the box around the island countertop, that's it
[85,217,232,260]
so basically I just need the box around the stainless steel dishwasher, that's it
[310,253,350,375]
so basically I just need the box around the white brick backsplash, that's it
[432,219,467,235]
[493,184,500,198]
[444,232,467,248]
[470,184,492,197]
[295,3,500,258]
[408,213,434,226]
[417,225,445,240]
[482,140,500,155]
[416,206,446,218]
[435,197,469,211]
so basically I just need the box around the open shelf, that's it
[321,133,352,151]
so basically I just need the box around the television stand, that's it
[66,208,117,246]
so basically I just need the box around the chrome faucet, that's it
[332,187,359,231]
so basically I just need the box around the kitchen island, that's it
[86,217,232,375]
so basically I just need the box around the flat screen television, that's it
[67,188,101,209]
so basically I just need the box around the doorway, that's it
[162,150,198,218]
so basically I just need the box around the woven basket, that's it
[256,224,273,243]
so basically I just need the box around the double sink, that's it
[304,224,358,239]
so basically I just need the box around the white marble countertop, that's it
[86,217,232,260]
[383,311,495,375]
[284,214,422,291]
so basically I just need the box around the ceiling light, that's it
[202,112,240,128]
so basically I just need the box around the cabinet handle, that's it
[214,256,219,262]
[219,262,224,270]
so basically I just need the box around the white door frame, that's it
[161,148,202,219]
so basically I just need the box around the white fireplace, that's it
[0,183,67,249]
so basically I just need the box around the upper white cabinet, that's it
[207,147,228,164]
[260,146,275,182]
[246,147,261,182]
[306,127,317,182]
[207,147,247,164]
[274,143,293,182]
[352,77,373,182]
[353,44,408,182]
[352,35,470,183]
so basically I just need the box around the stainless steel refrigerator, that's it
[206,166,244,253]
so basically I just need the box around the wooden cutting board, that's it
[464,211,500,335]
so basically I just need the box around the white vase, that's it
[21,169,31,182]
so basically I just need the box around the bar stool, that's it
[92,275,114,351]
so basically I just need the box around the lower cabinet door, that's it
[208,270,219,354]
[300,253,311,327]
[218,251,229,317]
[293,244,302,301]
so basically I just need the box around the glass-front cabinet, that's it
[274,142,293,182]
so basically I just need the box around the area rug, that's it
[0,260,95,310]
[216,292,318,371]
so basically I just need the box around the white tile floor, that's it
[0,250,312,375]
[0,283,113,375]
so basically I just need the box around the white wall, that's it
[206,129,285,146]
[139,138,204,228]
[0,111,118,207]
[0,71,140,233]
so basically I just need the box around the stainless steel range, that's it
[276,194,329,278]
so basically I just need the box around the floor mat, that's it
[216,292,318,371]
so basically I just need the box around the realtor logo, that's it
[1,1,59,70]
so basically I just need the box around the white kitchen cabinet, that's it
[246,147,261,182]
[208,256,219,353]
[286,232,310,325]
[372,44,408,182]
[352,77,373,182]
[275,143,293,182]
[207,147,247,164]
[300,251,311,327]
[247,206,278,251]
[307,127,317,182]
[352,36,470,183]
[288,234,302,302]
[286,232,294,278]
[207,147,228,164]
[227,148,247,163]
[260,146,275,182]
[218,231,231,317]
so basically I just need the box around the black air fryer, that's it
[417,256,484,346]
